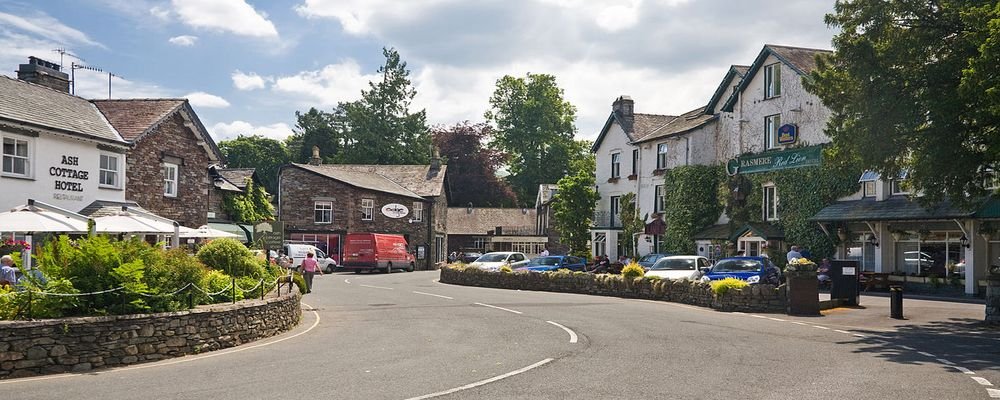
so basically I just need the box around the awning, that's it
[0,200,90,233]
[207,222,252,243]
[94,214,178,234]
[811,197,972,222]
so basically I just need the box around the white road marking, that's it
[750,314,767,319]
[834,329,851,335]
[987,388,1000,398]
[972,377,993,386]
[0,300,323,385]
[546,321,578,344]
[899,345,916,351]
[405,358,553,400]
[918,351,936,358]
[952,366,975,375]
[359,284,394,290]
[791,321,809,326]
[344,278,351,284]
[731,312,746,315]
[412,291,454,300]
[936,358,955,365]
[852,334,866,338]
[767,317,787,322]
[474,302,523,314]
[812,325,830,330]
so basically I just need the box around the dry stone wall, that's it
[0,292,300,379]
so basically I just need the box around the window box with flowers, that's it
[0,238,30,257]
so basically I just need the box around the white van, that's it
[282,243,337,273]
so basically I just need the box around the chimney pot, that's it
[612,95,635,133]
[17,56,70,93]
[309,145,322,165]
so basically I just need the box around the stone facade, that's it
[987,276,1000,324]
[439,267,786,313]
[0,292,300,379]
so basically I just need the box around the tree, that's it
[285,107,345,165]
[617,192,643,258]
[222,178,274,223]
[218,135,289,193]
[805,1,1000,207]
[432,122,517,207]
[338,47,431,164]
[486,73,578,206]
[551,145,598,258]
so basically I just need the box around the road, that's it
[3,271,999,399]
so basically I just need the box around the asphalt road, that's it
[3,271,999,399]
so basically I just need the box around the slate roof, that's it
[216,168,257,190]
[290,163,429,200]
[447,207,537,235]
[306,164,447,197]
[0,76,125,144]
[810,197,973,222]
[693,223,785,241]
[705,65,750,115]
[693,224,732,240]
[91,99,184,141]
[591,112,676,151]
[633,106,717,143]
[79,200,150,217]
[721,44,833,112]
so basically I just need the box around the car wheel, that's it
[407,262,414,272]
[386,262,393,274]
[353,270,361,274]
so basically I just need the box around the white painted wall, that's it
[594,121,638,222]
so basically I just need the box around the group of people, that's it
[0,255,46,290]
[786,245,833,287]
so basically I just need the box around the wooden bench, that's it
[859,272,890,292]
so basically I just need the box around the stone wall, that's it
[987,276,1000,324]
[440,267,786,313]
[0,292,301,379]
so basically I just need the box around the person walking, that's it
[300,251,322,294]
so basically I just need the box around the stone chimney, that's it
[612,95,635,132]
[428,148,442,177]
[309,145,322,165]
[17,57,70,93]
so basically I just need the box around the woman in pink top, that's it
[300,252,322,293]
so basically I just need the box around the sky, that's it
[0,0,837,145]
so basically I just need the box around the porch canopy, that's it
[810,197,972,223]
[0,199,93,270]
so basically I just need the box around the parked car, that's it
[637,253,672,270]
[516,256,587,272]
[645,256,710,280]
[460,252,483,263]
[282,244,338,273]
[468,252,529,271]
[341,233,415,273]
[700,256,781,285]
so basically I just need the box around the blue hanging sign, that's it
[777,124,798,145]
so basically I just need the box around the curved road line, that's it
[0,301,322,386]
[405,358,554,400]
[545,321,578,344]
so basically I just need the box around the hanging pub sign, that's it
[777,124,798,145]
[726,145,823,176]
[381,203,409,219]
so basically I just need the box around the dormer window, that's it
[891,170,910,195]
[858,171,878,198]
[764,63,781,99]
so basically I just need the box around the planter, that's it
[786,270,819,316]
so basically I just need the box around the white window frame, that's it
[2,135,32,178]
[631,149,639,176]
[763,184,778,221]
[610,152,621,178]
[314,201,333,224]
[654,184,665,213]
[412,202,423,222]
[764,63,781,98]
[656,143,668,169]
[862,181,876,198]
[986,169,1000,190]
[162,162,178,197]
[739,237,766,257]
[99,153,121,189]
[610,196,620,227]
[891,179,910,195]
[764,114,781,150]
[361,198,374,221]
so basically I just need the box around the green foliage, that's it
[286,107,345,164]
[621,261,645,280]
[661,165,725,254]
[291,272,307,294]
[197,238,256,276]
[710,277,749,296]
[222,178,274,223]
[552,146,599,257]
[618,193,643,257]
[486,73,578,206]
[203,270,241,303]
[805,1,1000,207]
[218,135,289,193]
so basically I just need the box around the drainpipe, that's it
[426,198,434,270]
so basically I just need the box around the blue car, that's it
[700,256,781,285]
[516,256,587,272]
[637,253,672,270]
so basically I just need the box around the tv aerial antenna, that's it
[70,62,124,99]
[52,48,83,69]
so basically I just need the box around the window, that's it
[314,201,333,224]
[412,202,423,222]
[631,149,639,176]
[763,184,778,221]
[610,196,620,227]
[361,198,374,221]
[99,154,120,188]
[764,114,781,149]
[610,153,621,178]
[986,169,1000,190]
[657,143,668,169]
[862,181,876,198]
[654,185,665,213]
[891,179,909,195]
[2,137,30,177]
[764,63,781,98]
[593,233,606,257]
[162,163,178,197]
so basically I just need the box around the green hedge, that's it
[661,165,725,254]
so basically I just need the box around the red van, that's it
[342,233,416,273]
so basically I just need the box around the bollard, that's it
[890,285,903,319]
[187,288,193,310]
[259,279,264,300]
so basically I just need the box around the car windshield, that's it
[711,259,762,273]
[651,258,696,270]
[477,253,509,262]
[528,257,561,266]
[639,254,660,262]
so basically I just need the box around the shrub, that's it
[197,238,255,276]
[710,277,749,296]
[499,264,513,273]
[291,272,307,294]
[621,261,645,279]
[202,269,242,303]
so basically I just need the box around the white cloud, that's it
[295,0,450,35]
[210,120,294,141]
[168,35,198,46]
[0,11,104,48]
[172,0,278,38]
[231,70,268,90]
[184,91,231,108]
[271,60,379,107]
[536,0,644,32]
[149,5,171,20]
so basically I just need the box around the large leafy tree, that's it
[551,140,598,258]
[805,1,1000,206]
[432,122,517,207]
[486,73,578,206]
[218,135,289,193]
[285,107,345,165]
[222,178,275,223]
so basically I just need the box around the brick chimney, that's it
[612,95,635,133]
[17,57,70,93]
[309,145,322,165]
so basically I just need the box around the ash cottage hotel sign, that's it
[50,155,89,200]
[726,145,823,176]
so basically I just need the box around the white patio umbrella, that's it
[93,207,180,248]
[180,225,239,239]
[0,199,92,270]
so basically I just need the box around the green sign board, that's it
[253,221,285,250]
[726,145,823,176]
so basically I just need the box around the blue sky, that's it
[0,0,836,144]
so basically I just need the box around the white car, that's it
[645,256,711,280]
[468,252,529,271]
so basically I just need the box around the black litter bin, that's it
[829,260,860,306]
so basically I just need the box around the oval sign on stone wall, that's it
[381,203,409,218]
